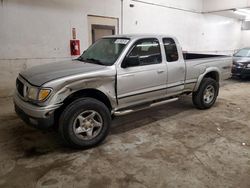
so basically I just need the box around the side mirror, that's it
[122,56,140,68]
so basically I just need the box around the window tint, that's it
[128,38,162,66]
[163,38,179,62]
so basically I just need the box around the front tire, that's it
[192,78,219,110]
[59,98,111,149]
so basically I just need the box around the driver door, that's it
[117,38,167,108]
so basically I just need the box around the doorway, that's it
[91,25,115,43]
[88,15,119,45]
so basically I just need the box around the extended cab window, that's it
[163,38,179,62]
[127,38,162,66]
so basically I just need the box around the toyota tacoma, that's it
[14,35,232,149]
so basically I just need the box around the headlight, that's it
[233,62,244,68]
[27,87,38,100]
[27,87,51,101]
[237,63,244,67]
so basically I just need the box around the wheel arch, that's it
[62,89,112,111]
[194,68,220,91]
[53,89,113,127]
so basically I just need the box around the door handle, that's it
[157,70,165,74]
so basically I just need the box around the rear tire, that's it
[59,98,111,149]
[192,78,219,110]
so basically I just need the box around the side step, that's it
[114,97,179,116]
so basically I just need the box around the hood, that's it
[233,56,250,64]
[20,60,106,86]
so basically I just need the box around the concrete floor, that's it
[0,78,250,188]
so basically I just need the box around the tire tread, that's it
[192,78,219,110]
[58,98,111,149]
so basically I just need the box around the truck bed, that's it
[183,53,232,86]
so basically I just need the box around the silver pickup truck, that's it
[14,34,232,149]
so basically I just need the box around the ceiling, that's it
[202,0,250,20]
[213,9,248,20]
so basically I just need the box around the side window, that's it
[163,38,179,62]
[128,38,162,66]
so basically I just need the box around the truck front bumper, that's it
[13,94,62,129]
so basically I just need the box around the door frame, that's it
[87,15,119,45]
[91,24,115,44]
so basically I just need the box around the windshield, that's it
[234,48,250,57]
[78,38,130,66]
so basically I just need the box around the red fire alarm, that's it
[70,40,80,56]
[70,28,80,56]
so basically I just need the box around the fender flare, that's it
[194,67,221,92]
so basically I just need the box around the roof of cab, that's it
[103,34,176,40]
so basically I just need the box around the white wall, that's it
[124,0,242,53]
[203,0,250,12]
[0,0,121,60]
[0,0,244,97]
[131,0,203,12]
[241,31,250,47]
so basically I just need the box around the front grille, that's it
[16,78,24,97]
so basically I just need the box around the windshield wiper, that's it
[77,56,85,61]
[86,58,104,64]
[78,57,105,65]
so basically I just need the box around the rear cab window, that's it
[163,38,179,62]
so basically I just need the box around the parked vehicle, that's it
[14,35,232,149]
[232,48,250,78]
